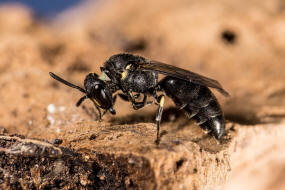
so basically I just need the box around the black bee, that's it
[50,53,229,144]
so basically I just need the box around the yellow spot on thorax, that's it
[121,64,131,80]
[121,71,127,80]
[126,64,131,69]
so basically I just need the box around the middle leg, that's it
[126,92,154,110]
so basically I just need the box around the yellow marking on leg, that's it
[93,98,101,107]
[160,96,165,107]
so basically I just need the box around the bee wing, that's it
[138,60,230,97]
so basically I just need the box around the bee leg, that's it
[77,95,103,121]
[150,88,162,105]
[112,95,117,103]
[129,93,153,110]
[118,93,129,102]
[116,93,151,109]
[118,93,140,102]
[133,93,141,99]
[132,93,147,110]
[102,109,108,117]
[76,95,88,107]
[155,95,165,145]
[90,99,102,121]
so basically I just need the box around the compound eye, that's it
[100,88,107,100]
[92,85,113,109]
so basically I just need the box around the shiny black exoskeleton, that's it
[101,54,158,93]
[101,54,229,143]
[50,53,229,144]
[159,76,224,139]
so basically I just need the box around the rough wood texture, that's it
[0,0,285,189]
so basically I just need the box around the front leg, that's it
[90,99,102,121]
[117,93,140,102]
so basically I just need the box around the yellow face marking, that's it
[160,96,165,107]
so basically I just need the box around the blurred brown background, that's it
[0,0,285,189]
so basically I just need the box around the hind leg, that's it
[155,94,165,144]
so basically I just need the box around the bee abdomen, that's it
[200,115,225,139]
[183,99,225,139]
[159,76,226,139]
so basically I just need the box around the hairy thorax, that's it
[121,70,158,93]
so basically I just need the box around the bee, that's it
[50,53,229,144]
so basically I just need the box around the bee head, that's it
[83,73,114,112]
[49,72,116,115]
